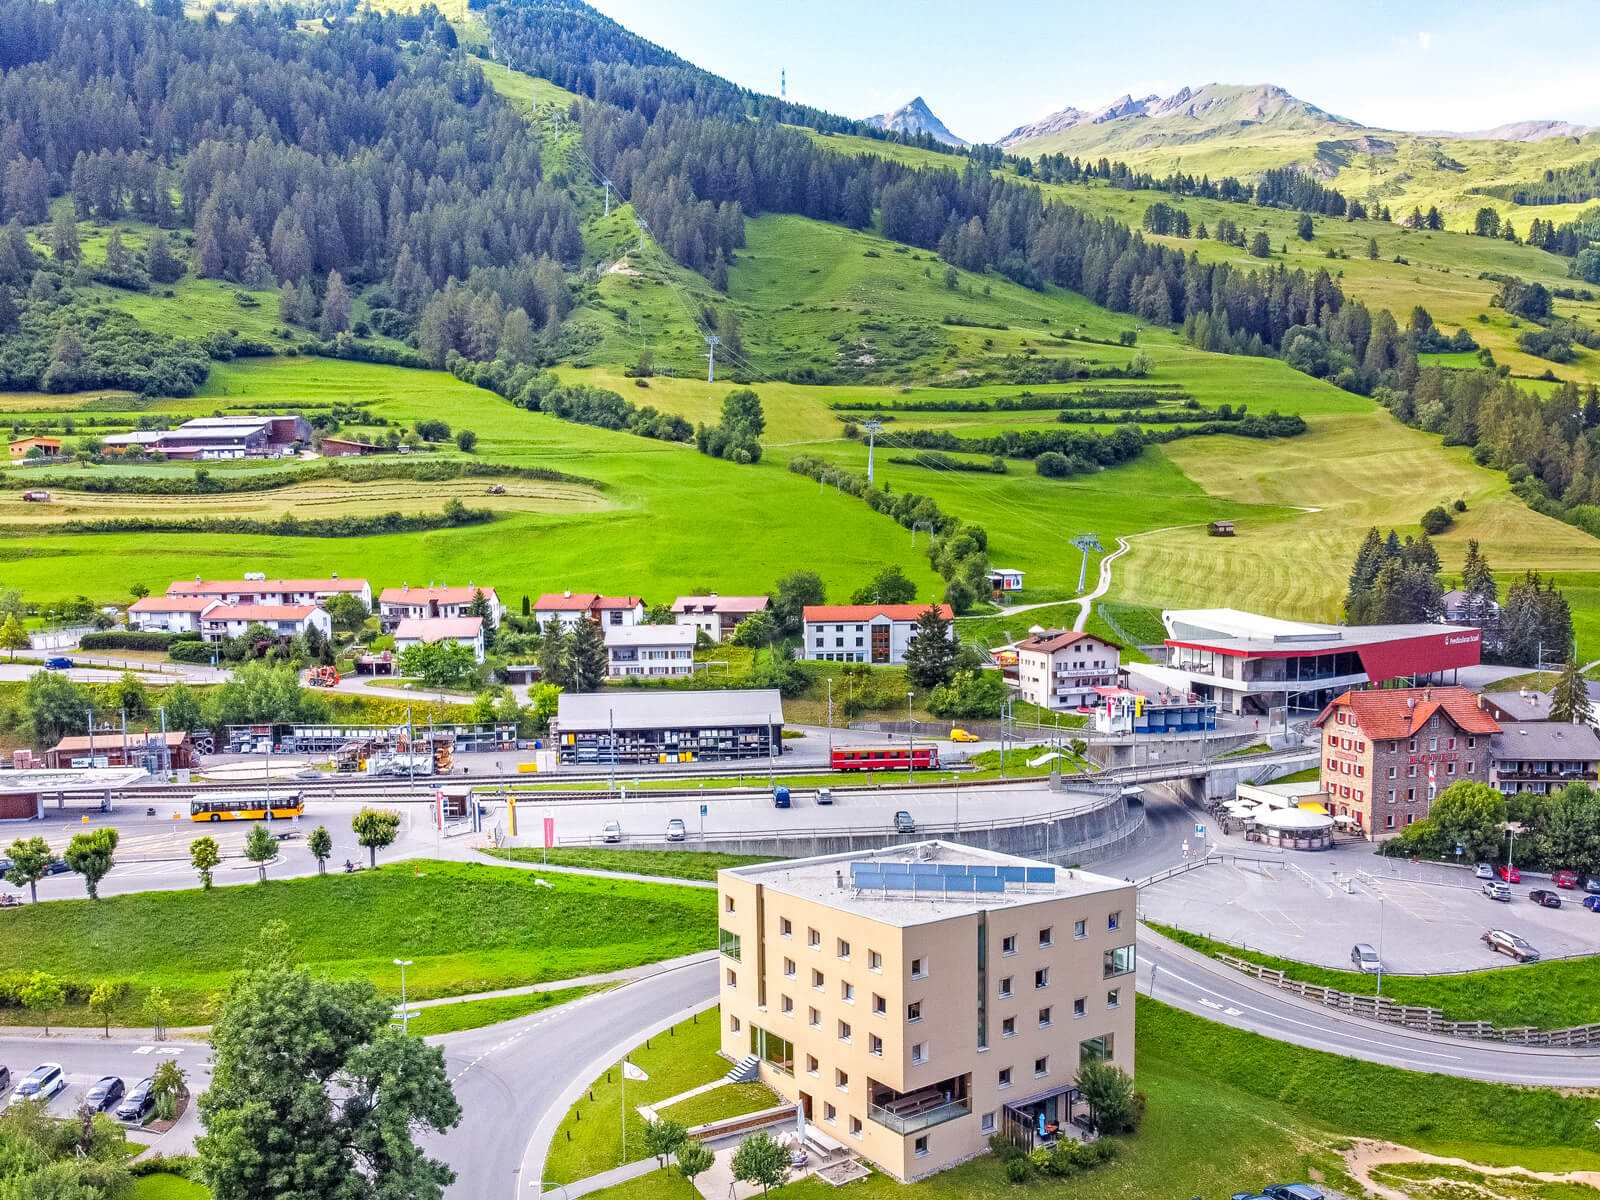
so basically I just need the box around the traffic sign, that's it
[700,804,708,816]
[1195,823,1206,837]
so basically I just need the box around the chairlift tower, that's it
[602,178,613,217]
[1070,533,1103,594]
[704,335,721,383]
[635,217,649,254]
[863,418,883,484]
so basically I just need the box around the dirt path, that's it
[1341,1138,1600,1200]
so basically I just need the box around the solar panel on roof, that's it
[1024,867,1056,883]
[911,863,941,876]
[969,865,998,878]
[999,866,1026,882]
[976,875,1006,894]
[941,875,976,893]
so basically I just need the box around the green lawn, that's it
[656,1081,778,1128]
[579,996,1600,1199]
[130,1175,209,1200]
[543,1009,732,1185]
[0,860,714,1027]
[1148,922,1600,1030]
[480,848,776,881]
[402,984,604,1037]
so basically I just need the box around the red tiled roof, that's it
[129,597,217,613]
[170,578,367,595]
[803,604,955,622]
[202,605,320,622]
[533,592,598,610]
[1313,687,1501,739]
[380,586,499,605]
[1016,630,1123,654]
[596,596,644,610]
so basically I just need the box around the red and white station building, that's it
[1128,607,1482,718]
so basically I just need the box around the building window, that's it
[869,1034,883,1056]
[1385,814,1395,829]
[809,1008,820,1029]
[784,958,796,978]
[1039,927,1053,947]
[911,957,927,978]
[824,1102,837,1124]
[780,918,792,938]
[1107,989,1120,1009]
[911,1042,927,1066]
[1002,1016,1016,1037]
[1079,1034,1113,1064]
[730,1015,740,1034]
[835,1069,848,1091]
[1104,945,1135,979]
[726,969,737,989]
[781,995,793,1015]
[809,928,820,949]
[1074,919,1087,940]
[837,938,850,960]
[999,976,1013,998]
[1034,1056,1049,1077]
[998,1067,1012,1089]
[724,895,735,913]
[868,950,882,972]
[812,969,824,991]
[806,1054,818,1075]
[1107,911,1120,932]
[849,1116,862,1138]
[981,1112,996,1135]
[1467,762,1475,775]
[838,1020,851,1043]
[1039,1006,1052,1028]
[719,929,742,960]
[1034,968,1049,989]
[907,1001,922,1022]
[841,981,855,1003]
[1388,766,1396,778]
[914,1135,929,1159]
[1001,935,1017,956]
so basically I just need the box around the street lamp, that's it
[906,692,915,785]
[394,958,413,1033]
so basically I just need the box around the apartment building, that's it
[1490,721,1600,796]
[802,604,955,665]
[1312,686,1499,837]
[605,623,696,678]
[673,595,771,642]
[167,576,372,610]
[1013,630,1122,710]
[717,844,1136,1181]
[378,584,503,628]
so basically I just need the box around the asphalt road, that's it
[0,1033,206,1151]
[422,957,718,1200]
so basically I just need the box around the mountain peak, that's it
[865,96,969,147]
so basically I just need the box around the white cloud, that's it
[1417,31,1432,51]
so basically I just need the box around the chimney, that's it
[835,870,844,890]
[1476,693,1484,710]
[332,571,338,580]
[564,589,572,599]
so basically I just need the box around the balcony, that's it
[867,1073,971,1136]
[869,1097,970,1135]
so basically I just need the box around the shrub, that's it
[1004,1156,1031,1183]
[1420,505,1453,535]
[79,631,177,651]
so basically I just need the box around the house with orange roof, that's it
[802,603,954,665]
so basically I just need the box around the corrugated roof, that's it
[50,731,191,752]
[1314,687,1501,738]
[804,604,954,622]
[394,617,484,642]
[555,688,783,731]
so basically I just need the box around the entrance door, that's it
[798,1091,813,1119]
[871,624,890,664]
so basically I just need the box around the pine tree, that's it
[1345,527,1385,623]
[537,619,570,690]
[903,606,957,689]
[320,270,351,336]
[568,617,608,693]
[50,210,79,262]
[145,231,183,283]
[1550,660,1592,726]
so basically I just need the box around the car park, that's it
[84,1077,125,1113]
[1481,928,1540,962]
[601,820,622,843]
[1497,864,1522,883]
[115,1077,155,1123]
[1481,880,1511,901]
[814,788,833,806]
[1474,861,1494,878]
[1553,870,1578,889]
[665,818,687,842]
[1350,943,1381,973]
[10,1063,64,1106]
[894,810,916,834]
[1265,1185,1324,1200]
[1528,889,1562,909]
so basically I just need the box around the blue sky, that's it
[586,0,1600,142]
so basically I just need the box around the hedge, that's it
[7,459,603,496]
[78,631,179,651]
[0,504,496,539]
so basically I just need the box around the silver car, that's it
[665,818,687,842]
[601,820,622,843]
[1350,943,1381,973]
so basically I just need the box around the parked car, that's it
[115,1076,155,1123]
[84,1076,125,1113]
[42,858,69,876]
[1587,877,1600,895]
[894,810,916,834]
[1481,929,1540,963]
[1584,896,1600,913]
[665,818,687,842]
[43,657,73,671]
[601,820,622,844]
[9,1063,64,1106]
[814,788,833,806]
[773,786,791,809]
[1474,862,1494,879]
[949,728,980,743]
[1481,880,1511,901]
[1553,870,1579,889]
[1350,943,1382,973]
[0,857,12,876]
[1528,889,1562,909]
[1265,1185,1325,1200]
[1497,864,1522,883]
[0,1065,10,1094]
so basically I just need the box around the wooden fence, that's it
[1218,955,1600,1048]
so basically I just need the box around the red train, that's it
[830,745,940,772]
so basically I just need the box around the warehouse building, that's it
[551,689,784,764]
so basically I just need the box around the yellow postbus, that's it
[189,790,305,821]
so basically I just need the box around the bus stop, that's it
[0,768,152,819]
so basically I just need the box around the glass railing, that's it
[868,1098,970,1135]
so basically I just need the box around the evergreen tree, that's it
[50,209,79,262]
[145,230,183,282]
[320,270,351,336]
[1550,660,1592,726]
[1344,527,1385,623]
[903,605,957,689]
[568,616,608,693]
[1366,237,1379,260]
[537,619,570,690]
[1296,214,1314,241]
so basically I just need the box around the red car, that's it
[1497,864,1522,883]
[1553,870,1579,889]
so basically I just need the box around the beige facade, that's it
[717,844,1136,1181]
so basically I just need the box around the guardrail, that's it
[1216,954,1600,1047]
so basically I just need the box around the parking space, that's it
[1,1040,198,1128]
[1140,857,1600,973]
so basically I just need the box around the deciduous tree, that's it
[21,971,63,1035]
[730,1130,789,1197]
[64,826,118,899]
[243,823,277,883]
[307,825,333,874]
[352,807,401,868]
[89,980,128,1037]
[1078,1059,1137,1133]
[190,835,220,889]
[6,835,52,903]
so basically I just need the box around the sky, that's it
[585,0,1600,143]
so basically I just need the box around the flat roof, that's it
[604,624,697,647]
[555,688,783,730]
[1167,621,1478,657]
[725,841,1130,927]
[0,767,150,794]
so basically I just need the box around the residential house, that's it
[672,595,771,641]
[802,605,956,665]
[1477,689,1554,725]
[393,617,486,664]
[1490,722,1600,796]
[718,843,1136,1181]
[200,604,333,643]
[8,436,61,458]
[126,596,219,634]
[1440,590,1500,624]
[1312,687,1500,837]
[532,592,646,631]
[1014,630,1122,710]
[167,577,373,611]
[605,624,697,678]
[379,584,503,629]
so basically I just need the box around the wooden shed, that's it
[1207,520,1236,537]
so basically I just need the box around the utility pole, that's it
[704,334,720,383]
[906,692,915,785]
[1070,534,1103,595]
[826,677,834,759]
[863,419,882,484]
[635,217,648,254]
[602,178,613,217]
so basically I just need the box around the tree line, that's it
[1015,153,1362,218]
